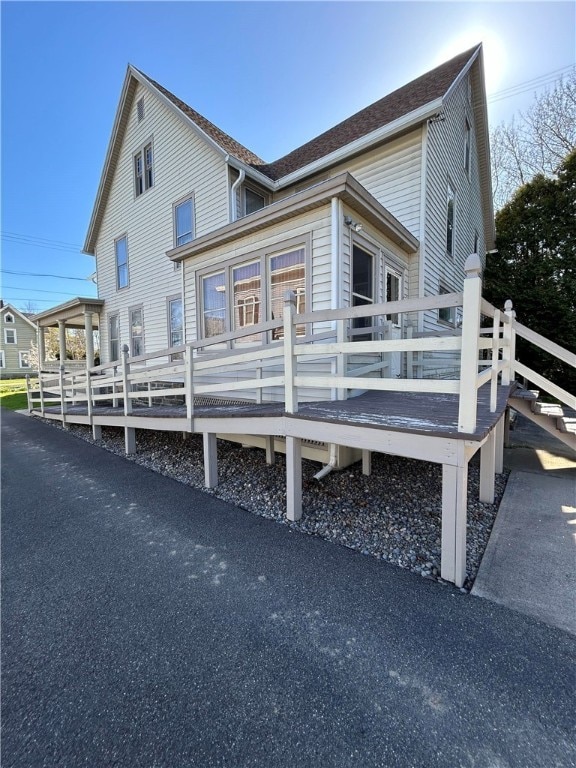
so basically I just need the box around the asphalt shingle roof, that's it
[139,46,477,182]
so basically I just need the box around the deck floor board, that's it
[38,384,513,442]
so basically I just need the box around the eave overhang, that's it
[34,298,105,329]
[166,172,419,264]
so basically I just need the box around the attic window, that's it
[137,98,145,123]
[134,140,154,197]
[5,313,14,323]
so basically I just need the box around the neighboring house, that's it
[0,302,36,378]
[37,44,493,374]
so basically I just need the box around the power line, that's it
[1,231,83,249]
[488,65,574,104]
[2,285,91,297]
[1,269,92,281]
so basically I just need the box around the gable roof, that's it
[0,302,37,329]
[84,45,491,253]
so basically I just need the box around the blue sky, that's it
[2,1,575,313]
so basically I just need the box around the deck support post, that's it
[203,433,218,488]
[441,453,468,588]
[124,427,136,455]
[286,436,302,521]
[494,415,505,474]
[479,429,496,504]
[185,345,194,424]
[25,375,32,412]
[265,435,275,465]
[92,424,102,440]
[362,450,372,476]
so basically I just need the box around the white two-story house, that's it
[35,44,493,377]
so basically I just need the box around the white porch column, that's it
[57,320,67,367]
[37,326,46,371]
[84,311,95,368]
[479,429,496,504]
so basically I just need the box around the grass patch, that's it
[0,378,30,411]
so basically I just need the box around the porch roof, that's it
[34,297,104,329]
[166,172,420,263]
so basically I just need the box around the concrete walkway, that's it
[473,414,576,636]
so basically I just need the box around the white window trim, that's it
[18,350,30,368]
[242,184,267,217]
[197,234,311,346]
[133,137,154,198]
[129,304,145,358]
[438,284,457,327]
[4,313,14,323]
[167,294,184,360]
[464,118,471,177]
[173,193,195,248]
[108,313,120,363]
[0,350,5,368]
[115,235,129,291]
[4,327,17,344]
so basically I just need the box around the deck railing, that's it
[31,253,569,434]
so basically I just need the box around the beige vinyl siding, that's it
[96,82,229,362]
[273,130,423,240]
[0,312,36,377]
[420,73,485,374]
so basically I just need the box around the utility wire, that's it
[1,231,83,249]
[488,66,574,104]
[1,269,92,281]
[1,285,90,297]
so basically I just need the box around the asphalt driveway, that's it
[2,410,575,768]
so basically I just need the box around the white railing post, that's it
[39,373,45,416]
[458,254,482,433]
[59,364,67,427]
[336,317,346,400]
[86,363,93,422]
[25,374,32,412]
[185,345,194,421]
[283,290,298,413]
[501,299,516,386]
[490,308,501,412]
[122,344,132,415]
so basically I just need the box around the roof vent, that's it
[137,97,145,123]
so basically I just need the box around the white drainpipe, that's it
[230,169,245,223]
[314,442,339,480]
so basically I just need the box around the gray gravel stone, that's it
[43,421,508,591]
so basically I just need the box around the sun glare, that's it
[434,31,508,95]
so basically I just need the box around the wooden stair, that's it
[508,386,576,452]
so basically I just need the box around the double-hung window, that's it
[19,351,30,368]
[4,328,16,344]
[109,314,120,362]
[115,236,129,290]
[168,297,184,360]
[0,351,4,368]
[199,243,306,344]
[174,197,194,246]
[134,141,153,197]
[130,307,144,357]
[385,267,402,325]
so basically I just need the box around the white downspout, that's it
[314,442,339,480]
[230,168,245,223]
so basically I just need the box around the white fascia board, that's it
[131,67,228,160]
[83,66,135,255]
[443,45,481,102]
[274,98,444,189]
[2,304,37,329]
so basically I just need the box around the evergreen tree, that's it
[484,150,576,393]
